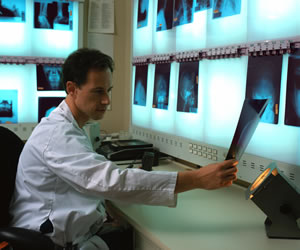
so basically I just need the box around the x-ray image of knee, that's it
[173,0,194,27]
[38,97,64,122]
[285,49,300,127]
[134,65,148,106]
[246,56,282,124]
[156,0,173,31]
[153,63,171,109]
[34,0,73,30]
[0,90,18,123]
[195,0,212,12]
[177,61,199,113]
[213,0,241,19]
[37,65,63,91]
[0,0,25,22]
[137,0,149,28]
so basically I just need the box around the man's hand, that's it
[175,159,238,194]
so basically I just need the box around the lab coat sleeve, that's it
[43,124,178,207]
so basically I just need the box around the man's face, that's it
[73,69,112,122]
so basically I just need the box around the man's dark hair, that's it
[61,48,114,93]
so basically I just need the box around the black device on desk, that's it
[96,139,159,165]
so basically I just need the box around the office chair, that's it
[0,126,54,250]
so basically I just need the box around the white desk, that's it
[112,159,300,250]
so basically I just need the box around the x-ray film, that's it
[0,0,25,22]
[152,63,171,110]
[226,98,268,161]
[34,0,73,30]
[246,56,282,124]
[177,61,199,113]
[137,0,149,28]
[156,0,173,31]
[0,90,18,124]
[38,97,64,122]
[285,49,300,127]
[173,0,194,27]
[213,0,241,19]
[195,0,212,12]
[134,65,148,106]
[37,65,63,91]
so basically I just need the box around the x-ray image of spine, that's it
[195,0,212,12]
[0,0,25,22]
[156,0,173,31]
[153,63,171,109]
[213,0,241,19]
[285,50,300,127]
[137,0,149,28]
[134,65,148,106]
[37,65,63,91]
[177,61,199,113]
[173,0,194,27]
[34,1,72,30]
[246,56,282,124]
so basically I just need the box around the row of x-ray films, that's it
[0,0,78,57]
[0,64,66,124]
[133,0,300,56]
[133,49,300,128]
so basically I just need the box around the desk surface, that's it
[113,159,300,250]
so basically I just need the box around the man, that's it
[9,48,238,249]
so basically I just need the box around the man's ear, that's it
[66,81,77,96]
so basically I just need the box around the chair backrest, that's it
[0,126,24,227]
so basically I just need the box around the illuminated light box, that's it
[133,0,153,57]
[246,162,300,239]
[32,0,78,58]
[206,0,247,48]
[247,0,300,42]
[175,8,207,52]
[174,61,204,141]
[0,90,18,124]
[173,0,194,27]
[285,49,300,127]
[246,55,283,124]
[37,64,63,91]
[202,57,248,147]
[151,62,175,134]
[0,64,37,123]
[131,65,152,129]
[153,0,176,54]
[38,97,64,122]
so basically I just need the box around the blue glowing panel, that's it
[152,63,170,110]
[34,0,73,30]
[137,0,149,28]
[213,0,241,19]
[247,0,300,42]
[206,0,247,48]
[285,49,300,127]
[195,0,212,11]
[38,97,64,122]
[173,0,194,27]
[0,90,18,124]
[156,0,173,31]
[151,62,176,134]
[37,65,63,91]
[0,64,37,122]
[133,0,153,56]
[0,0,25,22]
[134,65,148,106]
[203,57,248,147]
[246,56,283,124]
[177,61,199,113]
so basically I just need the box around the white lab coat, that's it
[9,100,177,249]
